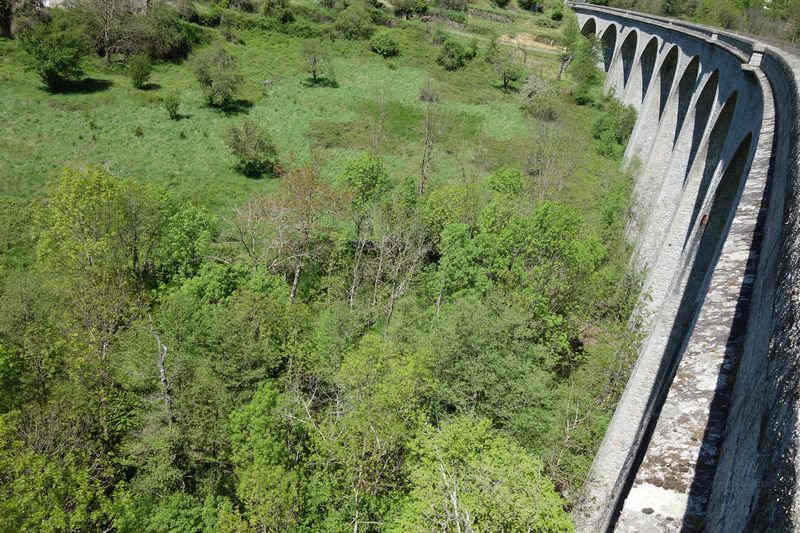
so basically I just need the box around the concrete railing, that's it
[569,3,800,531]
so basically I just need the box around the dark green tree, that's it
[18,10,90,91]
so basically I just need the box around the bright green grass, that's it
[0,18,620,222]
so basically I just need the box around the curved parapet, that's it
[570,3,800,531]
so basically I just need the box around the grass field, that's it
[0,14,622,225]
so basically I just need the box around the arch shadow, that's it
[684,93,739,247]
[684,70,720,181]
[657,46,679,119]
[618,30,639,88]
[673,56,702,146]
[638,37,659,103]
[601,24,618,72]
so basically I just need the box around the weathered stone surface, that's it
[570,3,800,531]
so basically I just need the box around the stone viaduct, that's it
[569,3,800,531]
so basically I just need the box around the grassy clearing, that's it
[0,17,620,226]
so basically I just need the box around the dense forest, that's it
[0,0,641,530]
[592,0,800,43]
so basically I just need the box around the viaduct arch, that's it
[570,3,800,532]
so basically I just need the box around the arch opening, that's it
[601,24,617,72]
[639,37,659,103]
[673,57,701,145]
[684,70,720,179]
[619,30,638,88]
[581,18,596,38]
[658,46,679,119]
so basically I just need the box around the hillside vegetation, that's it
[592,0,800,44]
[0,0,640,530]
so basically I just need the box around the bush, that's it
[334,5,373,39]
[517,0,539,11]
[437,38,472,71]
[444,9,467,23]
[370,31,399,57]
[592,99,636,158]
[262,0,288,15]
[438,0,467,11]
[163,90,181,120]
[493,0,510,7]
[303,39,335,85]
[394,0,428,18]
[128,53,152,89]
[550,6,563,20]
[487,168,524,195]
[495,55,523,91]
[18,10,90,91]
[193,44,243,109]
[226,120,279,177]
[520,76,560,121]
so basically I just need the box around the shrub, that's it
[128,53,152,89]
[551,6,563,20]
[370,31,399,57]
[18,10,90,91]
[193,44,243,109]
[124,4,208,61]
[493,0,510,7]
[226,120,279,177]
[262,0,288,15]
[394,0,428,18]
[437,38,471,71]
[163,90,181,120]
[334,5,373,39]
[438,0,467,11]
[444,9,467,23]
[520,76,560,121]
[495,55,523,91]
[303,39,335,85]
[517,0,539,11]
[487,168,524,195]
[592,99,636,158]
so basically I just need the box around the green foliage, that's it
[487,167,524,194]
[494,51,523,91]
[394,0,429,18]
[437,37,474,71]
[334,5,373,40]
[520,75,560,121]
[437,223,491,300]
[18,9,90,91]
[226,120,279,177]
[569,35,601,104]
[518,0,540,11]
[592,98,637,159]
[128,53,152,89]
[370,30,399,57]
[229,382,303,530]
[303,38,335,85]
[163,89,181,120]
[438,0,468,11]
[340,153,391,214]
[0,412,110,531]
[493,0,511,7]
[390,416,573,532]
[193,43,244,109]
